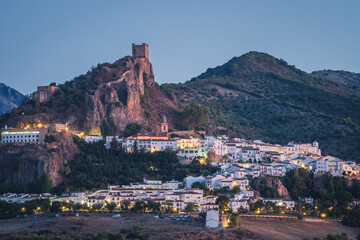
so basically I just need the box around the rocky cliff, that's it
[0,134,78,188]
[2,56,181,134]
[80,57,151,130]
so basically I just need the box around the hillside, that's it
[0,83,24,114]
[162,51,360,161]
[312,70,360,93]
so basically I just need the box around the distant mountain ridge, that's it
[312,70,360,92]
[0,83,24,114]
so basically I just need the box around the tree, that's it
[110,137,120,150]
[184,202,199,212]
[216,195,230,211]
[121,201,131,212]
[350,179,360,199]
[100,119,117,137]
[50,201,62,212]
[228,212,239,228]
[132,201,147,213]
[123,123,142,137]
[179,101,209,130]
[191,181,206,190]
[233,186,241,194]
[0,200,20,219]
[342,207,360,227]
[106,202,117,211]
[146,200,160,212]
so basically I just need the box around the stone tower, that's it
[313,140,319,148]
[132,43,149,59]
[161,114,168,133]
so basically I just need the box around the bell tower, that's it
[161,114,168,133]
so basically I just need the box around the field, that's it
[0,213,359,240]
[240,217,359,240]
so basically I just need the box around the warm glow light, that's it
[321,213,326,218]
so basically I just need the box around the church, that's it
[131,115,169,140]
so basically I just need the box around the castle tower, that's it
[160,114,168,133]
[132,43,149,59]
[313,140,319,148]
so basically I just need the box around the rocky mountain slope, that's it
[163,51,360,161]
[312,70,360,93]
[0,83,24,114]
[0,134,78,191]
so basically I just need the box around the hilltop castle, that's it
[132,43,149,59]
[32,85,58,103]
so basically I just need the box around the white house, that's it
[85,135,103,143]
[184,176,206,189]
[229,199,250,212]
[206,210,219,228]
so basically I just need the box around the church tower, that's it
[161,114,168,133]
[313,140,319,148]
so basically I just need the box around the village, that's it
[1,114,360,228]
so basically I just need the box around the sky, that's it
[1,1,360,95]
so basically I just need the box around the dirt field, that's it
[240,217,360,240]
[0,213,359,240]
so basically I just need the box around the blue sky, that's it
[1,0,360,94]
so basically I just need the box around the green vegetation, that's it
[282,169,360,226]
[100,119,117,137]
[0,199,51,219]
[227,212,239,228]
[341,206,360,227]
[175,101,209,130]
[55,137,219,192]
[303,232,352,240]
[184,202,199,212]
[162,52,360,162]
[123,123,142,137]
[258,179,280,198]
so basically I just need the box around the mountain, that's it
[1,51,360,166]
[0,83,24,114]
[312,70,360,93]
[162,51,360,162]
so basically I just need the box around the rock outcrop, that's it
[0,133,78,187]
[252,176,290,199]
[83,57,154,131]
